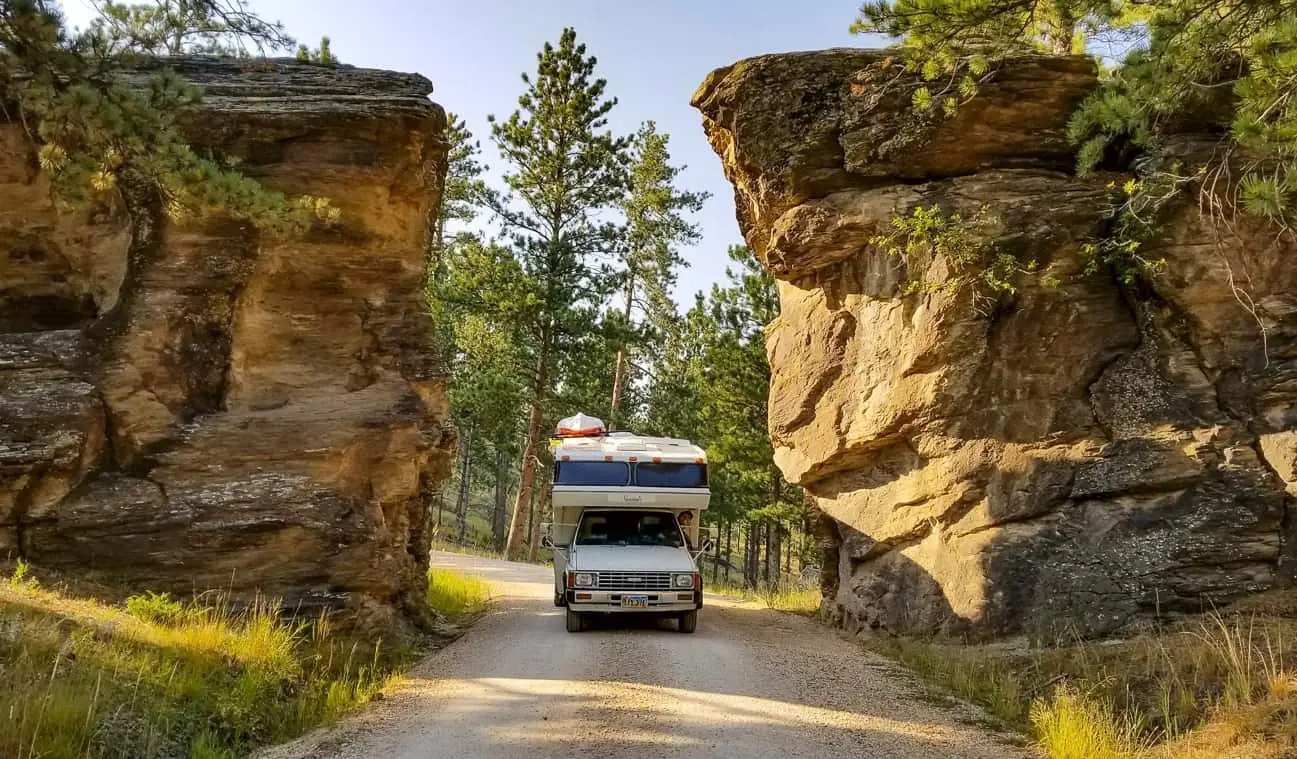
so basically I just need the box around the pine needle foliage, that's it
[852,0,1297,224]
[1,0,334,234]
[486,27,630,560]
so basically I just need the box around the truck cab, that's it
[542,414,712,633]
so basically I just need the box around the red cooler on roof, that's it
[556,413,606,438]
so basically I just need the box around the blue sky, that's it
[63,0,885,305]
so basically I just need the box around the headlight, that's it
[573,572,597,588]
[673,573,695,589]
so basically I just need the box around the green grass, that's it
[710,581,822,615]
[0,560,492,759]
[426,568,491,620]
[866,597,1297,759]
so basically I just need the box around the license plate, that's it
[621,595,649,609]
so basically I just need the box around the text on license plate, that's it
[621,595,649,608]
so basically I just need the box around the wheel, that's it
[554,591,566,607]
[677,609,698,634]
[565,608,584,633]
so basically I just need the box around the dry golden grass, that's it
[710,581,822,615]
[867,595,1297,759]
[0,560,490,759]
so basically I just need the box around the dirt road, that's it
[261,552,1036,759]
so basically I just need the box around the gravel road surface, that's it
[259,552,1036,759]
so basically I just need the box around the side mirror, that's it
[700,538,715,555]
[541,534,554,549]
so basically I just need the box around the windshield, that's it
[554,461,630,486]
[574,511,684,548]
[634,463,707,488]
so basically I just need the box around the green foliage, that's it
[853,0,1095,56]
[86,0,295,56]
[295,35,338,64]
[608,120,708,427]
[1079,162,1196,283]
[1,0,333,235]
[486,27,630,558]
[851,0,1091,118]
[125,590,186,624]
[425,568,491,620]
[870,204,1040,307]
[8,558,36,588]
[439,112,489,238]
[643,246,802,533]
[854,0,1297,225]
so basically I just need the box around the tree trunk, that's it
[454,427,472,544]
[767,523,782,587]
[527,468,551,561]
[743,522,758,589]
[724,521,733,585]
[491,442,509,552]
[760,521,771,587]
[505,331,550,560]
[608,273,636,429]
[784,525,792,575]
[433,491,444,540]
[711,519,722,584]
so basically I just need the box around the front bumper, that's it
[566,589,701,612]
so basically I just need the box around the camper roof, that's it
[551,433,707,464]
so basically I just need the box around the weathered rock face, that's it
[1,58,453,632]
[695,49,1296,642]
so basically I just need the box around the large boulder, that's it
[0,58,453,632]
[694,49,1293,642]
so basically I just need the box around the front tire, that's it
[678,609,698,634]
[565,608,585,633]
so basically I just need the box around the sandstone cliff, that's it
[694,49,1296,641]
[1,58,452,632]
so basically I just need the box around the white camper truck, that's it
[542,414,713,634]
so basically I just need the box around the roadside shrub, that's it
[125,590,186,625]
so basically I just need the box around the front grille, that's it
[596,571,673,591]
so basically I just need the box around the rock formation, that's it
[1,58,453,632]
[694,49,1297,641]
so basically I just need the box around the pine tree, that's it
[853,0,1297,221]
[438,113,489,246]
[424,116,492,544]
[87,0,294,56]
[488,28,629,561]
[1,0,330,232]
[644,246,802,587]
[431,234,534,545]
[609,121,707,430]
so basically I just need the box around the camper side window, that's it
[554,461,630,486]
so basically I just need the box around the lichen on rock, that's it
[694,48,1297,642]
[0,57,453,634]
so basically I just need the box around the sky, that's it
[62,0,885,306]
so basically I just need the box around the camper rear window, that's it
[633,463,708,488]
[554,461,630,486]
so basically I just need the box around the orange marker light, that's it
[652,456,662,463]
[695,457,705,464]
[561,455,570,461]
[604,455,614,461]
[628,456,638,462]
